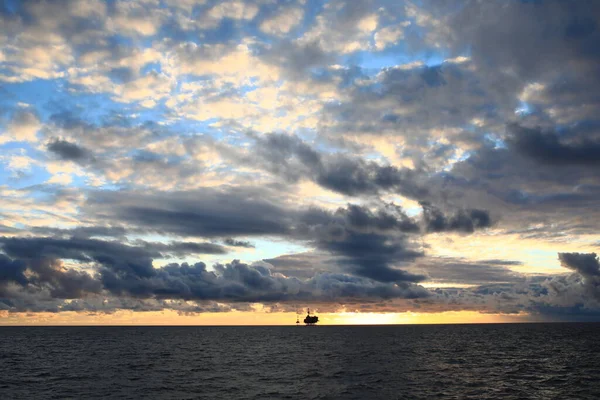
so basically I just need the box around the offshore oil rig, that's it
[296,308,319,325]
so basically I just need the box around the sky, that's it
[1,0,600,325]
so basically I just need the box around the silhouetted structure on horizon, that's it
[303,308,319,325]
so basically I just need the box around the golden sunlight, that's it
[0,310,537,326]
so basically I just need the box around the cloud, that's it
[207,1,259,22]
[4,231,600,319]
[341,203,420,233]
[224,238,255,248]
[263,251,341,279]
[446,1,600,81]
[0,151,37,178]
[312,230,424,283]
[295,204,424,283]
[106,0,164,36]
[0,110,41,144]
[298,0,379,54]
[374,23,408,50]
[313,61,499,150]
[417,252,600,318]
[409,257,525,285]
[0,252,430,313]
[508,123,600,166]
[558,252,600,301]
[263,40,333,78]
[0,236,228,271]
[85,187,293,238]
[0,254,28,286]
[259,7,304,36]
[246,133,428,198]
[0,0,106,83]
[47,139,94,164]
[150,241,227,256]
[420,202,492,233]
[559,253,600,277]
[31,225,128,239]
[83,184,426,282]
[0,254,101,300]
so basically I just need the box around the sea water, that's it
[1,323,599,399]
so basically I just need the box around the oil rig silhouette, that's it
[296,308,319,325]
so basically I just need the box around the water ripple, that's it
[1,323,600,399]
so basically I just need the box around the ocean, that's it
[1,323,599,399]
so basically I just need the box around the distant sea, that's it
[1,323,600,399]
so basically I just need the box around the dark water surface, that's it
[1,323,600,399]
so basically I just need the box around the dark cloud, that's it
[0,254,101,300]
[5,188,430,287]
[384,112,590,231]
[108,67,136,84]
[97,257,427,304]
[248,133,428,198]
[416,252,600,318]
[0,225,21,234]
[508,123,600,165]
[29,258,103,299]
[316,231,424,283]
[314,61,500,153]
[40,112,204,187]
[316,155,427,198]
[406,1,600,130]
[47,139,93,163]
[296,204,424,283]
[0,236,228,270]
[559,252,600,277]
[408,257,525,285]
[0,254,28,286]
[263,252,342,279]
[479,259,524,266]
[4,233,600,319]
[0,195,432,312]
[434,136,600,238]
[85,187,293,238]
[85,185,426,283]
[1,236,159,264]
[31,225,128,239]
[0,252,431,313]
[420,201,492,233]
[446,1,600,82]
[263,40,333,78]
[224,238,255,248]
[338,203,420,233]
[150,241,227,256]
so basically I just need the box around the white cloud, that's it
[208,1,259,21]
[260,8,304,36]
[374,22,409,50]
[4,154,35,172]
[0,111,41,144]
[106,1,165,36]
[299,10,378,54]
[47,173,74,185]
[112,71,173,104]
[166,42,280,84]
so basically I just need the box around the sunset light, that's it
[1,0,600,326]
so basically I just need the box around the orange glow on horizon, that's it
[0,310,539,326]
